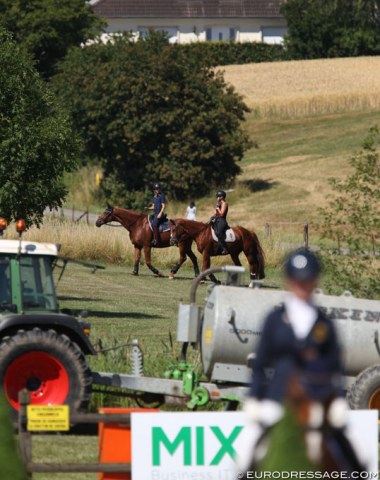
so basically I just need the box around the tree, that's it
[0,30,80,226]
[0,0,104,77]
[319,127,380,298]
[53,33,251,208]
[281,0,380,59]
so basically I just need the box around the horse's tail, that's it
[250,230,266,279]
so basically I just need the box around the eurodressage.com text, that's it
[241,472,379,479]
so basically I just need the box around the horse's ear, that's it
[106,203,113,211]
[169,219,177,227]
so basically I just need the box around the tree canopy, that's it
[281,0,380,58]
[0,30,80,226]
[0,0,104,77]
[54,34,252,208]
[319,126,380,298]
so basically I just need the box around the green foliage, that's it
[54,33,251,207]
[281,0,380,59]
[0,0,104,77]
[319,126,380,298]
[0,30,80,226]
[176,41,288,66]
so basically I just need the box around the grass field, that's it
[60,109,380,235]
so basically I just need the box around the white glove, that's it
[259,399,284,427]
[243,398,284,427]
[327,397,348,428]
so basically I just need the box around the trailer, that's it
[1,217,379,413]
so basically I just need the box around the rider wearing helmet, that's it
[212,190,228,255]
[240,249,360,474]
[145,182,166,246]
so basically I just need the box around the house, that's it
[91,0,287,45]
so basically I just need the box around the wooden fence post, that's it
[265,223,272,240]
[303,224,309,249]
[18,390,32,480]
[371,234,376,257]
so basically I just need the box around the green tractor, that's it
[0,219,99,414]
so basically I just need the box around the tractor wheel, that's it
[347,365,380,410]
[0,328,92,414]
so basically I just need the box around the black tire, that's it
[347,364,380,410]
[0,327,92,414]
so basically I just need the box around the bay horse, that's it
[95,205,200,278]
[169,218,265,285]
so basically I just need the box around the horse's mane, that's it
[114,207,146,217]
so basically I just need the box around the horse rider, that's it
[240,249,364,474]
[145,183,166,247]
[212,190,228,255]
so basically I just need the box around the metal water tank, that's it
[201,286,380,382]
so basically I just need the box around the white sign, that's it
[131,410,378,480]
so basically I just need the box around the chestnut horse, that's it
[169,218,265,285]
[95,206,199,278]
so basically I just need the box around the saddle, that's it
[211,227,236,243]
[148,214,170,233]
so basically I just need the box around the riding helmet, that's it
[284,249,321,281]
[215,190,226,199]
[153,182,161,190]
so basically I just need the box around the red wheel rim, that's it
[3,352,70,411]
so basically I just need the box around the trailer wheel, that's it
[0,328,92,413]
[347,365,380,410]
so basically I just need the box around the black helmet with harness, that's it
[215,190,226,199]
[153,182,161,190]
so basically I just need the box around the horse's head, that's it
[169,219,186,246]
[96,204,114,227]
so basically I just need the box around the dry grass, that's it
[221,57,380,118]
[3,217,292,270]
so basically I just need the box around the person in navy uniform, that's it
[145,183,166,246]
[212,190,229,255]
[240,249,365,474]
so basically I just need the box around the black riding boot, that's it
[218,239,228,255]
[152,226,160,246]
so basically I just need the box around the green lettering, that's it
[152,427,191,466]
[196,427,204,465]
[210,426,243,465]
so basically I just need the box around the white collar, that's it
[284,294,318,340]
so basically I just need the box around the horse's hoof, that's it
[200,280,205,285]
[154,272,164,278]
[168,274,174,280]
[131,272,139,276]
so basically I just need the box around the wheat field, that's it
[221,57,380,118]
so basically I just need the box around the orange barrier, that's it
[98,407,157,480]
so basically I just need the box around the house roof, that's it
[92,0,284,19]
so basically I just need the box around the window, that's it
[218,32,223,41]
[0,256,11,307]
[229,28,236,41]
[20,256,58,311]
[206,28,212,41]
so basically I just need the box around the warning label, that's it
[27,405,70,431]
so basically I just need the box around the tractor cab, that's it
[0,240,59,315]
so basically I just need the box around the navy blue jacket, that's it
[249,304,343,402]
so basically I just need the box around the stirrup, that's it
[151,239,158,247]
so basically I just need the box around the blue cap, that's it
[284,249,321,281]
